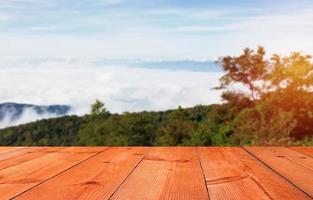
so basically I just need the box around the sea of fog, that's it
[0,57,224,128]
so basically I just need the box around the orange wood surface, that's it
[0,147,25,155]
[0,147,19,152]
[0,147,107,199]
[198,147,272,200]
[0,147,311,200]
[0,147,65,171]
[15,147,147,200]
[244,147,313,198]
[290,147,313,157]
[228,148,311,200]
[111,147,209,200]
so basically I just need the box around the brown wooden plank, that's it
[198,147,274,200]
[0,147,25,156]
[0,147,65,171]
[290,147,313,157]
[265,147,313,170]
[0,147,107,199]
[231,147,310,199]
[245,147,313,198]
[0,147,16,151]
[0,147,23,152]
[14,147,147,200]
[111,147,208,200]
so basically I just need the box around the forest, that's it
[0,47,312,146]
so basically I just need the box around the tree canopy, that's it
[0,47,312,146]
[217,47,313,144]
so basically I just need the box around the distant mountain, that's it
[134,60,221,72]
[0,103,71,128]
[94,59,220,72]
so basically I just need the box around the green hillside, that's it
[1,47,313,146]
[0,102,312,146]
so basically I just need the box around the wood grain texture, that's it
[111,147,209,200]
[0,147,107,199]
[230,148,311,200]
[290,147,313,157]
[198,147,272,200]
[245,147,313,198]
[0,147,25,155]
[14,147,147,200]
[0,147,18,151]
[0,147,65,171]
[0,147,311,200]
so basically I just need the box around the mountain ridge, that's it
[0,102,71,128]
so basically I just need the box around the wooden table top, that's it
[0,147,312,200]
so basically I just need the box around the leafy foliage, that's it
[0,116,84,146]
[0,47,312,146]
[217,47,313,145]
[216,47,267,100]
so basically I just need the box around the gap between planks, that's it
[10,147,111,199]
[242,147,313,199]
[4,147,313,200]
[196,147,211,200]
[107,149,149,200]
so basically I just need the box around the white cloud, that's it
[0,33,228,59]
[96,0,123,6]
[0,6,312,59]
[0,13,12,23]
[0,1,312,129]
[169,9,313,53]
[0,59,223,116]
[0,107,63,129]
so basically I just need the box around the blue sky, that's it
[0,0,312,59]
[0,0,313,125]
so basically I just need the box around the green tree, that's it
[231,102,297,145]
[217,47,313,142]
[216,46,267,101]
[90,100,109,116]
[155,106,196,146]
